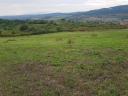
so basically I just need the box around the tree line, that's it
[0,19,127,36]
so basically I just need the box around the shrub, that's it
[20,25,29,31]
[91,33,98,37]
[67,39,74,48]
[0,30,2,36]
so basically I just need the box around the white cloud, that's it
[0,0,127,16]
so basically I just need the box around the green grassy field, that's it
[0,29,128,96]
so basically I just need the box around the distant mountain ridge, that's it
[0,5,128,22]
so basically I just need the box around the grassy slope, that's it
[0,29,128,96]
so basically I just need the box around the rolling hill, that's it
[0,5,128,22]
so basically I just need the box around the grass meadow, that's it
[0,29,128,96]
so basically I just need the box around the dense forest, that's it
[0,19,127,36]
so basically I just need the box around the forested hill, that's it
[0,5,128,22]
[74,5,128,16]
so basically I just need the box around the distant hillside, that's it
[0,13,70,21]
[0,5,128,22]
[77,5,128,16]
[68,5,128,22]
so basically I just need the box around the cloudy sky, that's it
[0,0,128,16]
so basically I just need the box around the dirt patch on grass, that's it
[2,47,127,96]
[0,62,91,96]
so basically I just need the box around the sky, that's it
[0,0,128,16]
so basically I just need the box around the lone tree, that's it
[0,30,2,36]
[20,25,29,31]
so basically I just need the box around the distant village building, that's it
[120,20,128,27]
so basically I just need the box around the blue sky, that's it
[0,0,127,16]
